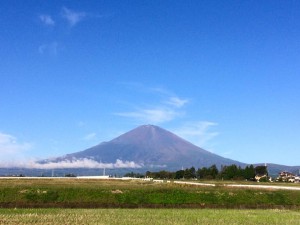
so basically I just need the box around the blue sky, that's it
[0,0,300,166]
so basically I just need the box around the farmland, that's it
[0,178,300,208]
[0,208,300,225]
[0,179,300,224]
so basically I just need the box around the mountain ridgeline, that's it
[54,125,244,170]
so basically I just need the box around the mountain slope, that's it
[53,125,245,170]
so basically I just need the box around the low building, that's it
[276,171,297,182]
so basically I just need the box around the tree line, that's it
[125,164,268,180]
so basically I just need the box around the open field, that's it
[0,178,300,208]
[0,208,300,225]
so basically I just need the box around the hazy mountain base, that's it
[0,168,127,177]
[1,163,300,177]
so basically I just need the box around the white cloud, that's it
[173,121,219,147]
[115,86,188,124]
[0,159,143,169]
[83,133,97,141]
[0,132,32,155]
[39,14,55,26]
[116,108,179,124]
[61,7,86,27]
[166,97,189,108]
[38,42,59,55]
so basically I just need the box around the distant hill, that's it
[48,124,245,170]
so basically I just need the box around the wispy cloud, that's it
[173,121,219,148]
[61,7,86,27]
[0,132,32,155]
[115,85,188,124]
[166,97,189,108]
[83,133,97,141]
[39,14,55,26]
[38,42,59,55]
[116,108,180,124]
[0,159,143,169]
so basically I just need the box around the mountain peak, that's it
[53,125,244,170]
[111,124,183,146]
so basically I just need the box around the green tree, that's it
[219,164,241,180]
[196,167,207,179]
[197,165,219,179]
[175,170,184,179]
[243,165,255,180]
[209,165,219,179]
[255,166,268,176]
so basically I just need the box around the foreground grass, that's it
[0,179,300,208]
[0,208,300,225]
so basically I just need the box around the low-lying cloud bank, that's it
[0,158,143,169]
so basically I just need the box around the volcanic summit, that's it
[51,125,244,170]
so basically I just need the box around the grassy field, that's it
[0,179,300,208]
[0,208,300,225]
